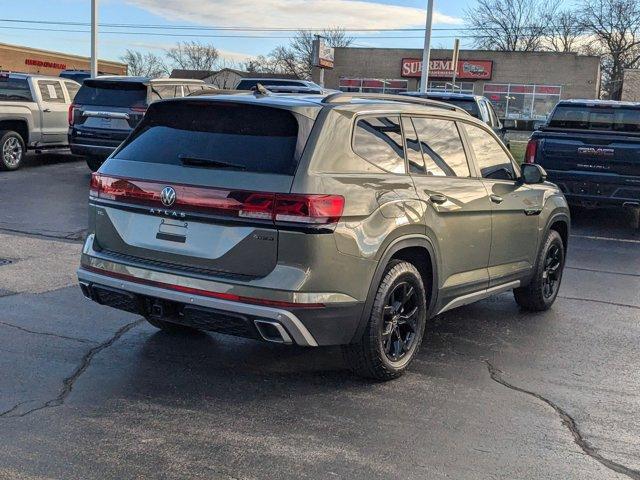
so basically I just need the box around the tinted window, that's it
[402,118,424,174]
[548,104,640,133]
[0,77,33,102]
[353,116,405,174]
[114,102,306,175]
[429,97,480,118]
[462,123,515,180]
[75,80,147,107]
[411,117,470,177]
[150,84,181,101]
[38,81,65,103]
[65,81,80,100]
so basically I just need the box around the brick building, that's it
[0,42,127,76]
[621,69,640,102]
[314,48,601,124]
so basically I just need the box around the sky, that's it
[0,0,478,65]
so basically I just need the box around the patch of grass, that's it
[509,141,527,165]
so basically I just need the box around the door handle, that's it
[43,108,51,113]
[490,194,504,204]
[429,193,448,205]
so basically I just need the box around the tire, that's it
[0,130,26,171]
[514,229,565,311]
[85,156,103,172]
[343,260,428,381]
[145,316,199,334]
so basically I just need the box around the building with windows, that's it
[0,42,127,76]
[314,48,601,126]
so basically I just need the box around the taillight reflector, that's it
[524,139,538,164]
[89,174,344,226]
[68,103,76,126]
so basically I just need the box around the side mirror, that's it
[521,163,547,184]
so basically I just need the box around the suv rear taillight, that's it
[68,103,77,126]
[90,174,345,227]
[524,139,538,164]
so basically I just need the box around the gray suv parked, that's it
[77,92,570,380]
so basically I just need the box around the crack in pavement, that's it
[0,226,86,243]
[486,361,640,480]
[0,320,97,344]
[0,319,143,419]
[566,266,640,278]
[559,296,640,311]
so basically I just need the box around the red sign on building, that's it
[401,58,493,80]
[25,58,67,70]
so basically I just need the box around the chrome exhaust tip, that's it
[79,281,92,300]
[254,320,293,345]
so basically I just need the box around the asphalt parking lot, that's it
[0,154,639,480]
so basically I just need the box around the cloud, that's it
[125,0,462,29]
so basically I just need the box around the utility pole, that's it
[450,38,460,92]
[419,0,434,93]
[91,0,98,78]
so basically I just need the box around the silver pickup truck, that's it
[0,72,80,171]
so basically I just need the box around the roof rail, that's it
[321,92,468,114]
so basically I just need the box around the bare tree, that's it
[246,28,353,79]
[165,41,219,71]
[465,0,558,51]
[120,49,167,77]
[579,0,640,99]
[544,10,585,52]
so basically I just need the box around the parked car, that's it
[77,92,569,380]
[235,78,323,92]
[526,99,640,209]
[68,76,206,171]
[0,72,80,171]
[59,70,100,83]
[401,91,509,147]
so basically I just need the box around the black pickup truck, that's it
[526,99,640,209]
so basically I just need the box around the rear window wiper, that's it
[178,155,246,170]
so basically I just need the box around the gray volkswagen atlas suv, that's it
[77,92,570,380]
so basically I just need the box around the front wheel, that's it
[514,229,565,311]
[0,130,25,171]
[343,260,427,381]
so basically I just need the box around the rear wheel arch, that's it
[0,120,29,145]
[351,235,438,344]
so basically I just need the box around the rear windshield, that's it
[431,98,480,117]
[75,80,147,107]
[0,77,33,102]
[548,104,640,133]
[113,101,310,175]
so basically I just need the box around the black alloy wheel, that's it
[542,243,562,299]
[381,281,420,362]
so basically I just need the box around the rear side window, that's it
[0,77,33,102]
[548,105,640,133]
[113,101,309,175]
[353,116,405,174]
[38,81,65,103]
[462,123,515,180]
[64,81,80,101]
[75,81,147,107]
[411,117,470,177]
[150,84,182,101]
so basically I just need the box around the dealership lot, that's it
[0,155,639,479]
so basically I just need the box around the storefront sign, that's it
[25,58,67,70]
[313,37,334,69]
[401,58,493,80]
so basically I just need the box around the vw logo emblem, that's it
[160,186,176,207]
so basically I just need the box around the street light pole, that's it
[91,0,98,78]
[419,0,434,93]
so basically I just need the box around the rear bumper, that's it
[69,143,116,159]
[546,170,640,207]
[78,237,364,346]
